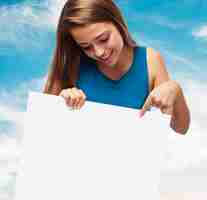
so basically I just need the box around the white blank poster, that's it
[15,92,169,200]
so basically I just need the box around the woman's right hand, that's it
[59,87,86,109]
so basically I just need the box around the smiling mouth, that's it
[100,50,113,62]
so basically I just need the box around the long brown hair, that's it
[43,0,137,95]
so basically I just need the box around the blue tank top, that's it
[76,46,149,109]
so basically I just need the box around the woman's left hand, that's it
[139,80,182,117]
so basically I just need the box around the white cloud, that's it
[164,79,207,172]
[0,106,25,127]
[0,76,45,138]
[0,77,207,196]
[0,77,45,177]
[0,76,46,195]
[47,0,67,27]
[0,63,207,190]
[0,77,45,109]
[130,13,185,30]
[0,0,66,51]
[192,25,207,39]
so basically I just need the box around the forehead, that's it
[70,22,114,43]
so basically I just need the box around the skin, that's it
[70,22,134,79]
[59,21,190,135]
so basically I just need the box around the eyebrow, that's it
[78,31,108,45]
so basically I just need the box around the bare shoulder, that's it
[146,47,170,91]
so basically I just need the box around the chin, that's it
[109,63,116,68]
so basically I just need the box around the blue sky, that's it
[1,0,207,87]
[0,0,206,131]
[0,0,207,195]
[1,0,207,90]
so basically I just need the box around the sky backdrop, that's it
[0,0,207,199]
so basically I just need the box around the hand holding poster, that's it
[15,92,170,200]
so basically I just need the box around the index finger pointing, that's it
[140,95,152,117]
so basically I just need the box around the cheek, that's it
[118,35,124,49]
[84,50,94,59]
[113,38,124,60]
[109,34,123,51]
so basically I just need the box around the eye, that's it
[100,36,109,42]
[82,46,91,51]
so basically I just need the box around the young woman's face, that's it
[70,22,124,68]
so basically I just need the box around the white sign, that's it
[15,92,170,200]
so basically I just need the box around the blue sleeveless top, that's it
[76,46,149,109]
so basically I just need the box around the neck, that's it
[96,45,135,81]
[115,45,134,72]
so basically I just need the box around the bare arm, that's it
[147,47,190,135]
[170,85,190,134]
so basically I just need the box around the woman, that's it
[43,0,190,134]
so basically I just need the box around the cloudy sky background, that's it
[0,0,207,199]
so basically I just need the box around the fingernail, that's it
[139,111,143,118]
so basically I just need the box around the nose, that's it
[94,45,105,59]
